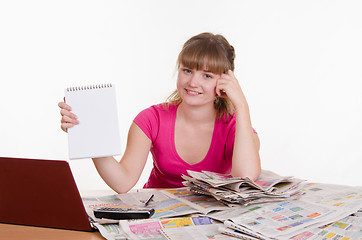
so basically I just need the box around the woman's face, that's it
[176,65,220,107]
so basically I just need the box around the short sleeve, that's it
[133,106,159,142]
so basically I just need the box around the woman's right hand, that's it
[58,100,79,132]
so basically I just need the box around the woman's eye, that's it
[204,74,213,79]
[183,68,192,74]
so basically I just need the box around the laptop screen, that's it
[0,157,93,231]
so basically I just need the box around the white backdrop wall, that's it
[1,0,361,191]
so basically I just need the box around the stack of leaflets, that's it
[182,169,305,206]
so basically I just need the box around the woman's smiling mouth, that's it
[185,89,202,95]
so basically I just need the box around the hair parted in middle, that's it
[167,32,236,120]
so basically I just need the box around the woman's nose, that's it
[188,74,199,86]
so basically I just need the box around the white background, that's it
[1,0,361,191]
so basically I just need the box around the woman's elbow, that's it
[249,168,261,181]
[231,167,261,181]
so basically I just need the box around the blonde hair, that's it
[167,32,236,120]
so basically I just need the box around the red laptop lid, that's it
[0,157,93,231]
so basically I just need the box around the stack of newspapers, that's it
[182,169,305,205]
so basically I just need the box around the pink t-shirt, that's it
[133,103,237,188]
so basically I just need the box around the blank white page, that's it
[65,84,121,159]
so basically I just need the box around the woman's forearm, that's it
[92,157,136,193]
[231,105,261,181]
[91,123,152,193]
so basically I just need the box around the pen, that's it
[144,194,154,206]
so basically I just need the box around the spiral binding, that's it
[66,83,113,92]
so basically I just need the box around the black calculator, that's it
[93,207,155,220]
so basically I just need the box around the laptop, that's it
[0,156,95,231]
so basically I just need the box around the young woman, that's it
[59,32,261,193]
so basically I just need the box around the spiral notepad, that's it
[65,84,121,159]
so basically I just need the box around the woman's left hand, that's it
[216,70,248,110]
[218,71,261,180]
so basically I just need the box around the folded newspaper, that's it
[182,170,306,205]
[208,183,362,239]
